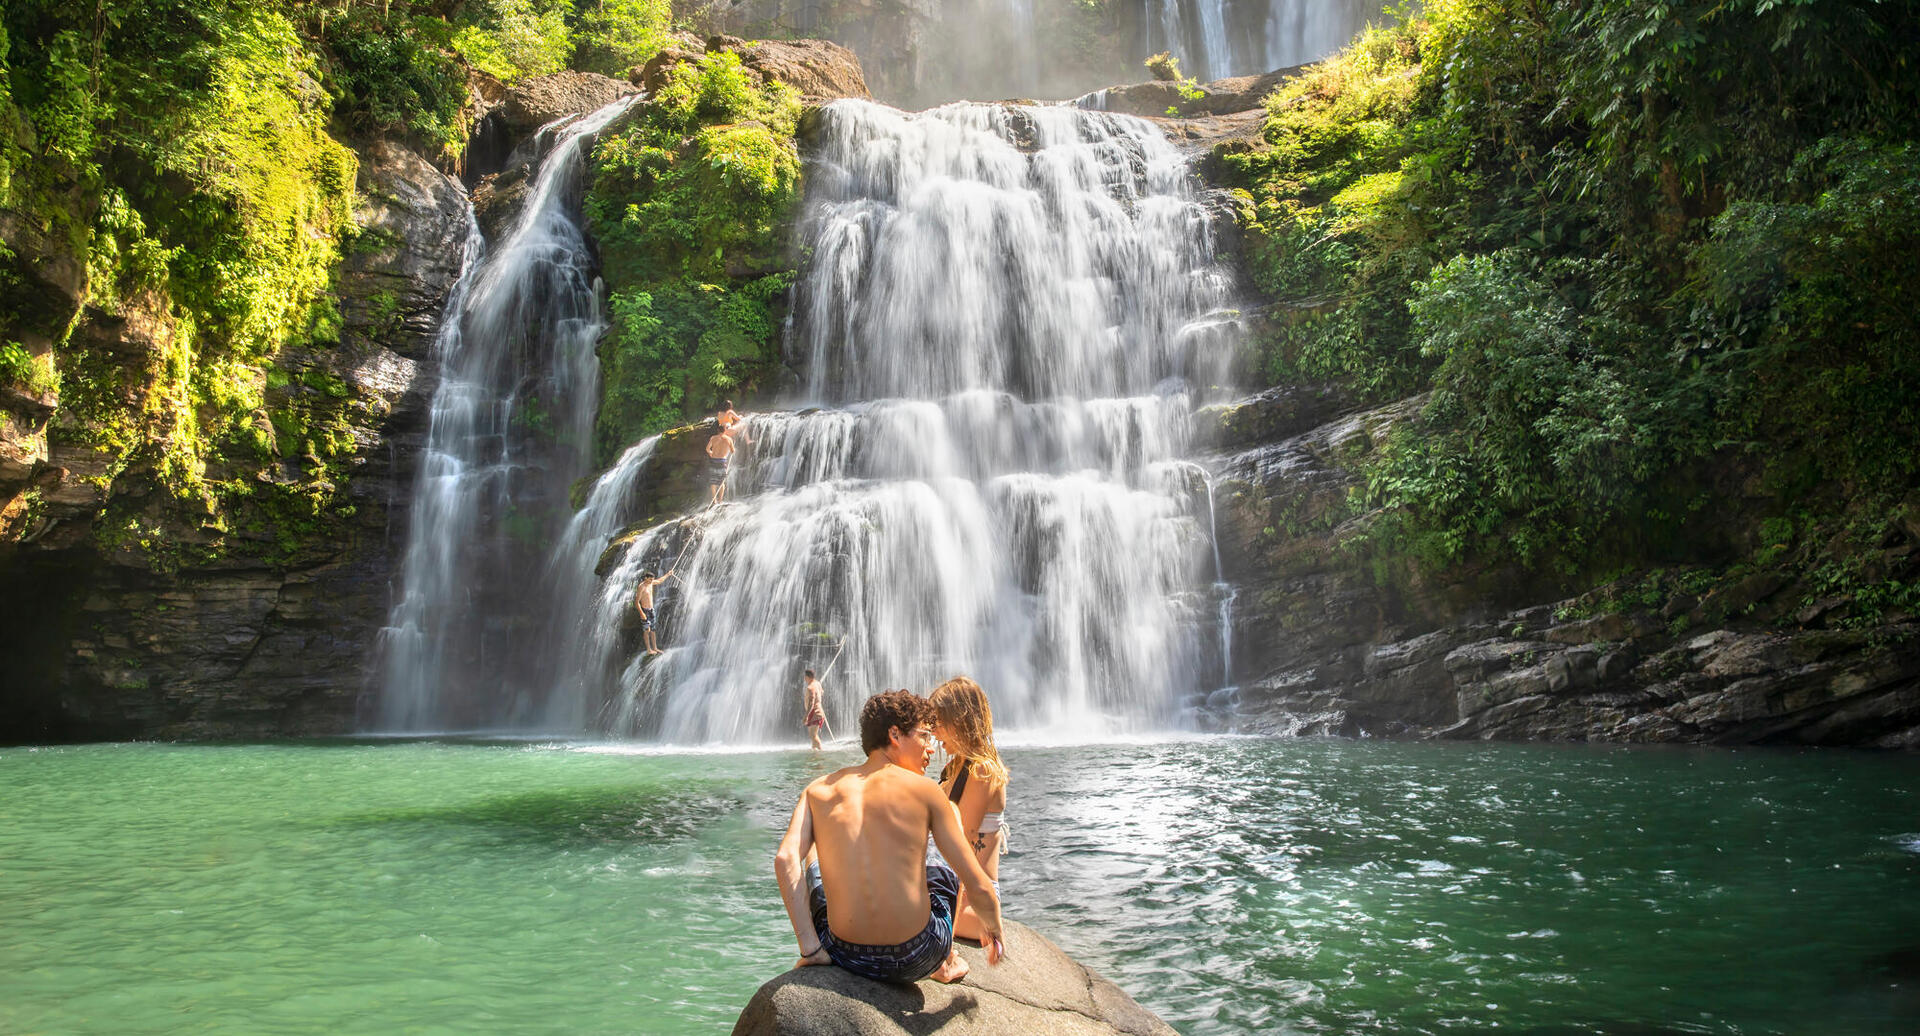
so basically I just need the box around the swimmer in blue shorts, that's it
[774,690,1006,984]
[705,419,736,506]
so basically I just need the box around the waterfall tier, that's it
[584,100,1243,743]
[376,99,636,732]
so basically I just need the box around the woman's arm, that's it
[926,784,1004,963]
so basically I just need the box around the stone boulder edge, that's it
[635,36,871,104]
[732,921,1175,1036]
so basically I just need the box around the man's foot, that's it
[929,949,969,984]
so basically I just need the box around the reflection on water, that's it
[2,738,1918,1035]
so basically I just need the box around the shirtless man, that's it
[705,420,736,506]
[801,669,828,750]
[717,399,752,444]
[774,691,1005,984]
[633,567,675,655]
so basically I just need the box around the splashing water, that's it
[589,100,1244,743]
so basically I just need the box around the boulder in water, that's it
[731,921,1176,1035]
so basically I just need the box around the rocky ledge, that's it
[733,921,1175,1036]
[1202,385,1920,749]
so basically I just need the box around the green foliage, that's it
[0,340,57,395]
[1,1,360,563]
[312,7,468,158]
[585,50,802,462]
[1229,0,1920,590]
[1221,19,1439,396]
[451,0,573,84]
[572,0,672,77]
[1692,138,1920,488]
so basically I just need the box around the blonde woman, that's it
[928,676,1008,944]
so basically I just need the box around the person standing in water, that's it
[633,567,675,656]
[930,676,1009,946]
[774,691,1005,984]
[705,419,736,506]
[802,669,828,750]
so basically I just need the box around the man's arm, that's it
[926,785,1006,963]
[773,787,829,966]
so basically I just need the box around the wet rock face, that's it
[493,71,640,152]
[342,139,471,361]
[732,920,1176,1036]
[0,133,467,743]
[1207,392,1920,748]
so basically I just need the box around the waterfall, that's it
[597,100,1243,743]
[1149,0,1375,83]
[375,98,636,732]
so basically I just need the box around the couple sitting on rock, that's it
[774,684,1006,984]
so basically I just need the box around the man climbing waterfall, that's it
[717,398,753,445]
[633,567,676,656]
[802,669,828,750]
[705,419,737,506]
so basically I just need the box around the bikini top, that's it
[948,760,1005,845]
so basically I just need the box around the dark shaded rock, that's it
[469,161,533,244]
[731,920,1175,1036]
[1193,382,1356,451]
[341,139,469,361]
[1210,387,1920,748]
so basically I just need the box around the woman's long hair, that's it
[930,676,1008,790]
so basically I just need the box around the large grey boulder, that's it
[732,921,1176,1036]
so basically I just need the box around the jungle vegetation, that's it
[1223,0,1920,615]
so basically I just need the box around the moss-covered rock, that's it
[583,45,808,466]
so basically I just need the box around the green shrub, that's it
[584,50,802,462]
[451,0,573,84]
[317,9,468,158]
[1231,0,1920,588]
[572,0,671,77]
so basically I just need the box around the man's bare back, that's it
[775,692,1004,983]
[807,762,950,944]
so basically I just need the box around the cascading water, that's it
[586,100,1244,743]
[1149,0,1375,83]
[375,98,635,732]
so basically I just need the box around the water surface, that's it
[3,738,1916,1034]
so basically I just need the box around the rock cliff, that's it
[0,70,635,742]
[1200,390,1920,748]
